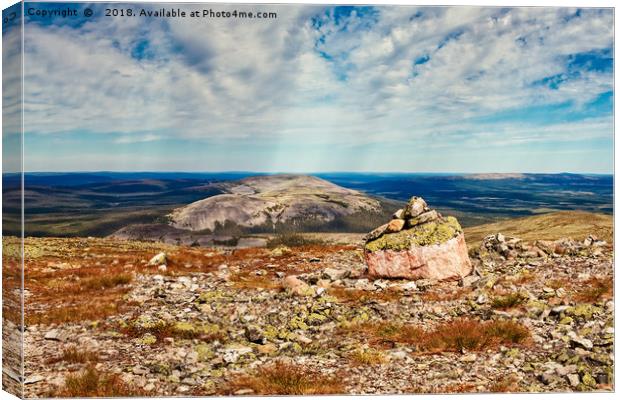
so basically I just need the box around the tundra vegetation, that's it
[5,209,614,396]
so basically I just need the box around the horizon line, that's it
[3,170,614,176]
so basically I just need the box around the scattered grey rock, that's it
[389,350,408,360]
[400,282,418,291]
[234,389,255,395]
[44,329,68,342]
[567,374,580,387]
[132,366,150,375]
[24,375,45,385]
[221,345,253,364]
[244,326,266,344]
[21,231,614,397]
[460,353,477,362]
[322,268,350,281]
[568,332,593,350]
[596,373,609,385]
[460,275,479,287]
[539,373,554,385]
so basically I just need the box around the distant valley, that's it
[2,172,613,238]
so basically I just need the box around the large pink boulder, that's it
[365,232,472,281]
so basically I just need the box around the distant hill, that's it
[319,172,612,227]
[462,173,527,180]
[3,172,611,237]
[463,211,613,249]
[168,175,399,233]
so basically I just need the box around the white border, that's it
[0,1,616,400]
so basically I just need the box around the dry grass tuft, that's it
[349,348,387,365]
[491,292,527,310]
[574,277,613,303]
[51,366,144,397]
[342,322,425,349]
[230,272,283,291]
[511,270,537,285]
[81,273,132,291]
[120,321,175,342]
[545,278,571,290]
[341,319,529,352]
[489,376,519,393]
[47,346,99,365]
[226,361,344,395]
[438,383,478,393]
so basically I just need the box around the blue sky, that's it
[4,4,614,173]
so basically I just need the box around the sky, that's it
[2,3,615,173]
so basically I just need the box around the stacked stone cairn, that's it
[363,196,472,281]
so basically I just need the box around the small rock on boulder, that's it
[386,218,406,233]
[363,223,389,242]
[392,209,405,219]
[404,196,428,219]
[407,210,439,228]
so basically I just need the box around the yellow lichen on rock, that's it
[365,216,462,252]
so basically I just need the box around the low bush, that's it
[47,346,99,365]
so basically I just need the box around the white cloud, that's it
[114,134,162,144]
[18,5,613,171]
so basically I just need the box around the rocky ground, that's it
[9,231,615,396]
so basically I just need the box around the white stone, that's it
[567,374,580,387]
[44,329,68,342]
[24,375,45,384]
[148,252,166,266]
[460,353,477,362]
[401,282,418,291]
